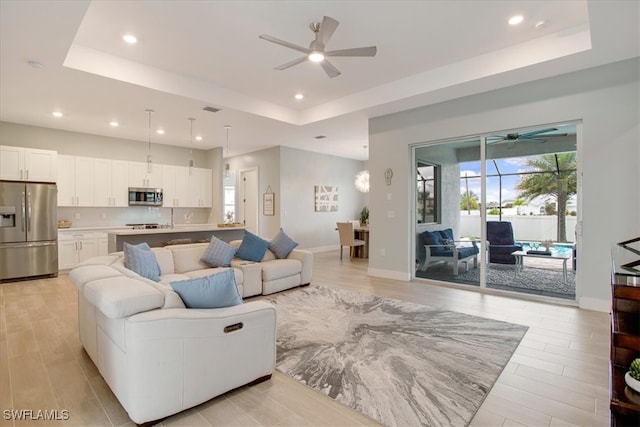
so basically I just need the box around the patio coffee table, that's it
[511,250,571,284]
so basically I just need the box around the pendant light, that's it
[145,109,154,173]
[224,124,231,177]
[187,117,195,175]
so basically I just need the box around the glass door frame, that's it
[411,122,581,304]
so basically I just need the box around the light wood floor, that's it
[0,251,610,427]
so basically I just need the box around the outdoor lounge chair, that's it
[418,228,480,275]
[486,221,522,264]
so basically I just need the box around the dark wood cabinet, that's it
[610,281,640,426]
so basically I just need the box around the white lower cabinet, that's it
[58,232,107,270]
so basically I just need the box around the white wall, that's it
[368,58,640,311]
[226,146,366,249]
[281,146,367,250]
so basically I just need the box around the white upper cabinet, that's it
[129,162,162,188]
[188,168,212,207]
[57,155,95,206]
[162,165,190,207]
[94,159,129,207]
[0,145,57,182]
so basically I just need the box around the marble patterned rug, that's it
[267,285,528,427]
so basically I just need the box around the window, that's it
[416,162,439,224]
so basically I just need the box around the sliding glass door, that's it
[413,124,578,302]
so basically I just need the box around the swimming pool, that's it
[516,241,574,255]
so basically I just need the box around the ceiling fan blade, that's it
[258,34,309,55]
[519,127,558,138]
[274,56,308,71]
[320,59,341,78]
[517,138,546,143]
[326,46,377,57]
[318,16,339,46]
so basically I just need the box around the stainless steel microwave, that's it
[128,187,163,206]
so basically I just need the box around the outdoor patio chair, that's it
[418,228,480,275]
[486,221,522,264]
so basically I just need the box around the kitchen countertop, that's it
[108,224,244,235]
[58,224,243,234]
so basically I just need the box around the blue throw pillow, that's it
[269,228,299,259]
[123,242,161,282]
[201,236,236,267]
[235,230,270,262]
[170,269,242,309]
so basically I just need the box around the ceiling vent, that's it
[203,106,221,113]
[314,135,327,139]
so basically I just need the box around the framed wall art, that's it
[314,185,338,212]
[263,186,274,216]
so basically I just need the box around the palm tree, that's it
[460,190,479,211]
[516,153,576,242]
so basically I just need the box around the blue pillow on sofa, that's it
[269,228,299,259]
[170,269,242,309]
[124,242,161,282]
[201,236,236,267]
[236,230,270,262]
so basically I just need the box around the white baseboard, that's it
[578,296,610,312]
[367,268,411,281]
[305,245,338,253]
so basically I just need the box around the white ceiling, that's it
[0,1,638,160]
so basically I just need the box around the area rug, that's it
[417,263,575,299]
[267,285,528,427]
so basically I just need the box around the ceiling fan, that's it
[488,128,569,148]
[259,16,377,78]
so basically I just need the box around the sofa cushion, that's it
[201,236,236,267]
[169,244,209,273]
[170,269,242,309]
[152,248,175,275]
[236,231,270,262]
[261,259,302,282]
[269,228,299,259]
[422,230,448,255]
[124,242,161,282]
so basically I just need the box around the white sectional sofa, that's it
[69,241,313,424]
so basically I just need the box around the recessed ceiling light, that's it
[109,121,119,127]
[123,34,138,44]
[294,93,304,100]
[28,60,43,69]
[52,111,63,118]
[508,15,524,25]
[195,136,203,141]
[156,129,165,135]
[314,135,326,139]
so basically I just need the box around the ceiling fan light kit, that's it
[259,16,377,78]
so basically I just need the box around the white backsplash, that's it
[57,206,211,228]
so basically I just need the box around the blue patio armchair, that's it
[418,228,480,275]
[486,221,522,264]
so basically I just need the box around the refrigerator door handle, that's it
[27,191,32,233]
[21,191,26,232]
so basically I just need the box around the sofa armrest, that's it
[121,301,277,423]
[230,260,262,297]
[286,249,313,284]
[83,276,165,319]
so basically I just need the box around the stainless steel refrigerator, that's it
[0,181,58,281]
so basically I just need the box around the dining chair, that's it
[336,221,366,260]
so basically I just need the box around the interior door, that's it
[239,168,258,234]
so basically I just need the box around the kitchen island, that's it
[107,224,245,252]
